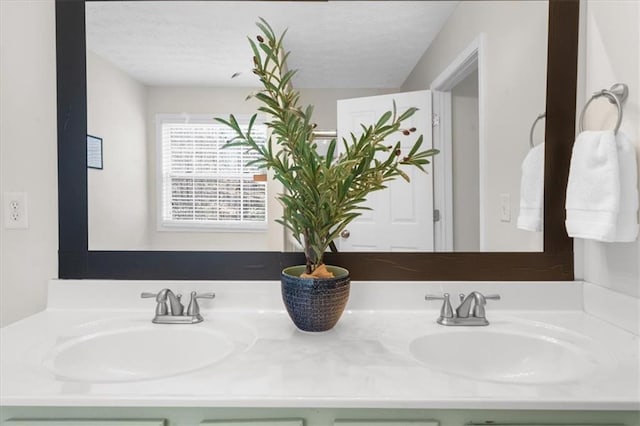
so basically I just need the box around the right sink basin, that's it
[408,323,613,384]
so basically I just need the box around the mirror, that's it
[85,1,548,253]
[55,0,578,280]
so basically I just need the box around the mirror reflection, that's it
[86,0,547,252]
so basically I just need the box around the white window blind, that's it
[158,115,268,230]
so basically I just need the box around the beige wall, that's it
[402,0,547,252]
[578,0,640,298]
[0,0,58,326]
[145,87,284,251]
[451,71,480,251]
[87,51,149,250]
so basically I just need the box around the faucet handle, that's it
[195,292,215,299]
[186,291,216,316]
[141,291,182,301]
[425,293,454,319]
[425,294,445,301]
[472,293,501,318]
[457,293,501,303]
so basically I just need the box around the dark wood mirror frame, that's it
[56,0,578,281]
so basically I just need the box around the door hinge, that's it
[432,113,440,127]
[433,209,440,222]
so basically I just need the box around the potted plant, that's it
[217,19,438,332]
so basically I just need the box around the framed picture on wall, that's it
[87,134,103,169]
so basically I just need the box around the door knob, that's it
[340,229,350,238]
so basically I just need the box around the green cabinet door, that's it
[465,423,625,426]
[3,421,165,426]
[201,421,304,426]
[335,422,438,426]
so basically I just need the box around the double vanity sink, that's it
[41,313,610,387]
[1,280,638,411]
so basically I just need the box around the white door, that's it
[336,90,434,252]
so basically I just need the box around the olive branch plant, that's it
[216,19,438,276]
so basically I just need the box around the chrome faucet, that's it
[157,288,184,316]
[425,291,500,326]
[141,289,215,324]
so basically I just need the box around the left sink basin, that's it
[42,318,255,383]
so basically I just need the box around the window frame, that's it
[155,113,269,233]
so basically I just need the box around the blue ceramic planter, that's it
[281,265,351,332]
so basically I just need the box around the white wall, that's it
[0,0,58,326]
[402,0,547,252]
[87,51,149,250]
[451,70,480,251]
[578,0,640,299]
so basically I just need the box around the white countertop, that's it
[1,280,638,410]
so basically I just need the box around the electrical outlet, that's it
[4,192,28,229]
[499,193,511,222]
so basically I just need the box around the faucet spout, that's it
[156,288,184,316]
[455,291,486,318]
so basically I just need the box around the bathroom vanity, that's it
[1,280,638,425]
[39,5,595,423]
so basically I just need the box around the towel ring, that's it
[578,83,628,134]
[529,112,546,148]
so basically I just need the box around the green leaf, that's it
[248,114,257,131]
[397,106,418,122]
[397,169,410,182]
[257,17,276,39]
[325,138,336,167]
[259,42,275,59]
[213,117,232,128]
[248,38,262,68]
[408,134,424,157]
[375,111,392,129]
[279,69,297,91]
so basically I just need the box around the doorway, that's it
[431,34,485,251]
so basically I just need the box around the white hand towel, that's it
[613,132,639,242]
[565,130,620,242]
[517,142,544,232]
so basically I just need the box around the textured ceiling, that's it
[86,1,458,88]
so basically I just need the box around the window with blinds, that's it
[157,114,268,230]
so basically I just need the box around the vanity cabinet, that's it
[1,409,637,426]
